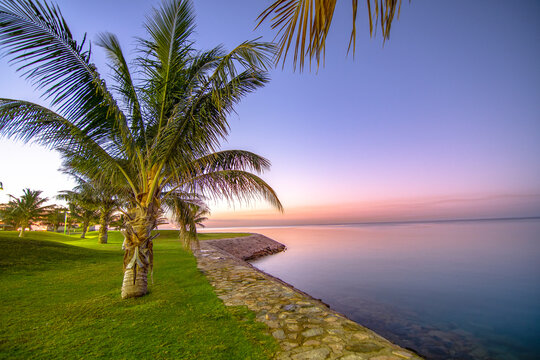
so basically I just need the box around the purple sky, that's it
[1,0,539,225]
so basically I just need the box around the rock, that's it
[291,347,331,360]
[328,328,345,335]
[302,328,324,337]
[273,329,286,340]
[329,343,344,353]
[299,306,322,314]
[283,341,300,350]
[353,333,370,341]
[345,343,384,353]
[266,321,279,328]
[322,336,342,343]
[339,355,366,360]
[287,324,301,332]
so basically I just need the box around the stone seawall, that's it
[203,233,287,261]
[195,234,423,360]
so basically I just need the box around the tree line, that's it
[0,184,208,244]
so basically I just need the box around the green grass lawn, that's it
[0,230,277,359]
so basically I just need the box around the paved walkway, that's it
[195,239,423,360]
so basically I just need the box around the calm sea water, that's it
[204,219,540,360]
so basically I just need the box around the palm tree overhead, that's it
[258,0,405,71]
[0,0,283,298]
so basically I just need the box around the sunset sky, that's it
[1,0,539,227]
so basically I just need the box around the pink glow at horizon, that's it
[205,194,540,228]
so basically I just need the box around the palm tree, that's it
[2,189,52,237]
[166,194,210,248]
[44,205,67,232]
[57,188,99,239]
[0,0,282,298]
[58,177,120,243]
[0,203,17,230]
[258,0,404,70]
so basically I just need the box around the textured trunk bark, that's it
[120,201,160,299]
[81,220,89,239]
[121,266,148,298]
[179,227,188,247]
[98,212,109,244]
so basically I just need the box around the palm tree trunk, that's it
[18,227,25,237]
[81,219,89,239]
[98,210,109,244]
[121,203,159,299]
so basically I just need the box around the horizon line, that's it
[201,215,540,230]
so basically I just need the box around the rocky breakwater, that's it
[203,233,286,261]
[195,234,423,360]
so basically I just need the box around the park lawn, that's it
[0,230,277,360]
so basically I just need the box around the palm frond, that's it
[0,0,126,132]
[189,150,272,175]
[140,0,195,134]
[184,170,284,212]
[59,148,138,201]
[153,68,270,172]
[257,0,403,71]
[96,32,146,146]
[0,98,139,196]
[164,192,209,248]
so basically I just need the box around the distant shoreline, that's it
[201,215,540,230]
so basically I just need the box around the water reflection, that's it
[204,219,540,360]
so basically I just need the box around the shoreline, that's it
[195,233,423,360]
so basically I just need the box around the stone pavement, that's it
[195,238,423,360]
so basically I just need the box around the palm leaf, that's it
[257,0,403,71]
[0,0,142,181]
[96,32,146,147]
[140,0,195,134]
[183,170,284,212]
[0,0,124,131]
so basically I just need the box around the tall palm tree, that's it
[2,189,52,237]
[258,0,404,70]
[0,0,282,298]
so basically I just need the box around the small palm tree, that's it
[2,189,52,237]
[44,205,67,232]
[0,0,282,298]
[258,0,404,70]
[58,177,120,243]
[57,188,99,239]
[166,194,210,248]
